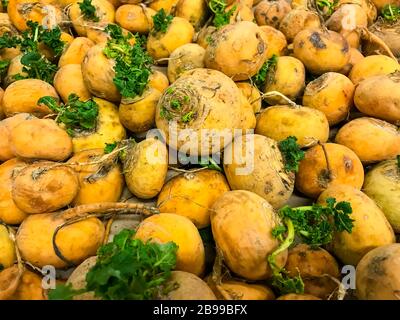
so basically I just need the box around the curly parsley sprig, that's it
[208,0,237,29]
[382,4,400,22]
[278,136,305,173]
[251,54,278,90]
[79,0,100,22]
[152,9,173,34]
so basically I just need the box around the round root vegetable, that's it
[340,48,364,75]
[9,269,46,300]
[227,2,255,23]
[259,26,287,58]
[10,118,73,161]
[302,72,355,126]
[204,21,268,81]
[12,162,79,214]
[285,244,340,299]
[167,43,206,83]
[119,87,161,133]
[278,8,321,43]
[196,25,217,49]
[72,97,126,153]
[318,185,395,266]
[155,68,255,156]
[363,159,400,232]
[0,225,15,269]
[82,44,121,102]
[69,0,115,37]
[349,55,400,85]
[4,54,25,87]
[115,5,155,34]
[293,29,350,75]
[236,82,262,113]
[224,134,295,208]
[59,37,95,67]
[161,271,216,300]
[335,117,400,163]
[66,256,98,300]
[354,72,400,123]
[337,0,377,25]
[254,0,292,29]
[0,113,32,162]
[0,159,28,224]
[135,213,205,276]
[157,169,230,229]
[356,244,400,300]
[54,64,92,103]
[123,138,168,199]
[147,17,194,61]
[255,105,329,147]
[209,279,275,300]
[67,149,124,206]
[277,293,321,300]
[174,0,208,30]
[2,79,59,117]
[148,0,180,13]
[296,143,364,199]
[148,69,169,92]
[263,56,306,105]
[211,190,287,280]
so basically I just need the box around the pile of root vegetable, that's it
[0,0,400,301]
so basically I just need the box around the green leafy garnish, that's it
[199,157,223,172]
[0,59,10,74]
[268,198,354,294]
[15,51,58,84]
[104,142,118,154]
[79,0,100,22]
[251,54,278,90]
[152,9,173,34]
[48,229,179,300]
[278,136,305,173]
[103,24,153,99]
[382,4,400,22]
[48,283,85,300]
[38,94,99,136]
[1,0,8,10]
[316,0,338,16]
[0,32,19,50]
[181,111,194,123]
[209,0,236,29]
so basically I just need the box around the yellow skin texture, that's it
[12,162,79,214]
[0,159,28,224]
[116,5,155,34]
[16,213,105,268]
[210,280,275,300]
[349,55,400,85]
[119,88,162,133]
[2,79,59,117]
[363,160,400,232]
[10,118,73,161]
[293,29,351,75]
[54,64,92,103]
[135,213,206,276]
[254,0,292,29]
[337,0,377,25]
[211,190,287,280]
[341,47,364,76]
[335,117,400,163]
[0,113,32,162]
[255,105,329,148]
[236,82,262,113]
[285,244,340,299]
[10,270,46,300]
[296,143,364,199]
[71,97,126,153]
[167,43,206,83]
[356,244,400,300]
[148,70,169,92]
[157,169,230,229]
[174,0,208,30]
[0,225,15,269]
[259,26,287,58]
[354,73,400,124]
[155,68,256,156]
[59,37,95,67]
[148,0,180,14]
[69,0,115,37]
[161,271,217,300]
[82,44,121,103]
[224,134,294,209]
[124,138,168,199]
[303,72,355,126]
[4,54,25,87]
[263,56,306,105]
[278,9,321,43]
[68,149,124,206]
[227,2,255,23]
[147,17,194,61]
[204,21,268,81]
[277,294,321,300]
[318,185,395,266]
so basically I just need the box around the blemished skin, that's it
[255,0,292,29]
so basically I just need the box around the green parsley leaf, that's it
[48,283,86,300]
[1,0,8,10]
[382,4,400,22]
[16,51,58,84]
[104,142,118,154]
[278,136,305,173]
[152,9,173,34]
[316,0,338,16]
[251,54,278,90]
[79,0,100,22]
[0,32,20,50]
[209,0,236,29]
[0,59,10,74]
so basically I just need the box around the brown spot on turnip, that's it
[264,181,273,194]
[318,169,332,187]
[309,32,327,49]
[343,156,353,172]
